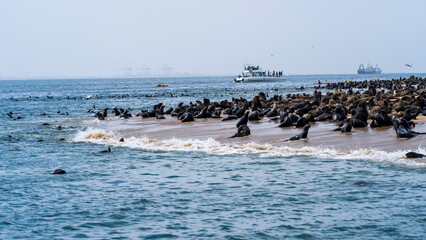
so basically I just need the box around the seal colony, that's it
[90,76,425,154]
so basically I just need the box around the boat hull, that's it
[234,76,281,82]
[358,69,382,74]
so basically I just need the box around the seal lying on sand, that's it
[222,115,238,121]
[333,118,352,133]
[231,125,251,138]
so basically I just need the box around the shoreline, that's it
[89,116,426,153]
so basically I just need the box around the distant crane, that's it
[120,66,132,77]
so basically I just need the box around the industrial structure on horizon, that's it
[120,64,175,77]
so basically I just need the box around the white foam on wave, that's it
[73,128,426,168]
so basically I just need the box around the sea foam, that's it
[73,128,426,168]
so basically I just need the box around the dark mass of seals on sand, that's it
[92,76,426,156]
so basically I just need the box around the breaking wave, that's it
[73,128,426,168]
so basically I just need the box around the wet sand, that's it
[98,116,426,152]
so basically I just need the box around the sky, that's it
[0,0,425,78]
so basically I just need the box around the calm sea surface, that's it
[1,74,425,239]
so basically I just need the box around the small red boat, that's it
[156,84,168,87]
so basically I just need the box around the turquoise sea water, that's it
[0,74,425,239]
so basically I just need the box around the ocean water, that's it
[0,73,425,239]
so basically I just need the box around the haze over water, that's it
[0,0,425,78]
[1,0,426,239]
[1,74,426,239]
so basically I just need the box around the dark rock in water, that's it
[42,123,50,126]
[119,138,125,142]
[36,139,44,142]
[58,138,66,141]
[56,126,62,130]
[406,152,426,158]
[353,181,370,186]
[51,169,67,174]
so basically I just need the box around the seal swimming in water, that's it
[100,146,111,153]
[406,152,426,158]
[353,181,371,186]
[285,124,311,141]
[51,169,67,174]
[236,111,249,128]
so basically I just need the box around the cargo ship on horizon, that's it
[358,64,382,74]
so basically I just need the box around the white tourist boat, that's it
[234,64,283,82]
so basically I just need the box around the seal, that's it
[94,111,105,120]
[196,107,209,118]
[370,112,385,128]
[113,108,121,116]
[230,125,251,138]
[295,117,308,128]
[406,152,426,158]
[392,121,417,138]
[181,112,195,122]
[51,169,67,174]
[285,124,311,141]
[248,110,260,121]
[353,181,370,186]
[100,146,111,153]
[235,104,248,118]
[222,115,238,121]
[120,110,132,119]
[155,110,165,119]
[278,116,293,127]
[164,107,174,114]
[333,118,352,133]
[236,111,249,128]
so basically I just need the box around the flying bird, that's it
[405,64,412,68]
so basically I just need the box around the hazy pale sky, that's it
[0,0,425,77]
